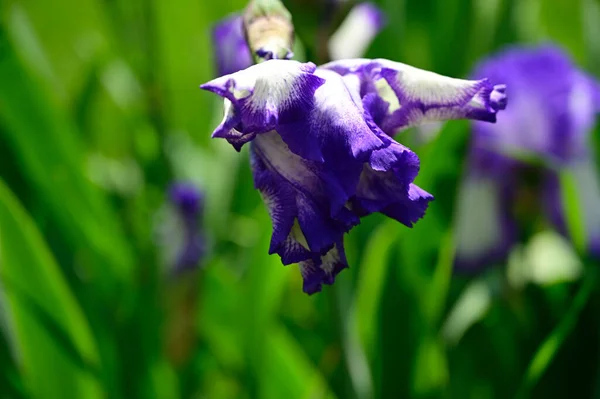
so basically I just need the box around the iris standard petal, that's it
[201,60,325,145]
[278,68,386,163]
[212,14,253,76]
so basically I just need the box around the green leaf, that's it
[260,325,337,399]
[352,221,398,360]
[0,28,134,288]
[0,179,103,399]
[539,0,586,64]
[516,268,597,398]
[559,170,586,254]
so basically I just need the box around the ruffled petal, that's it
[350,140,429,225]
[380,184,434,227]
[201,60,325,147]
[211,14,253,76]
[328,3,386,60]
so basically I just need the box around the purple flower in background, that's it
[159,183,205,274]
[455,45,600,270]
[212,14,253,76]
[328,3,386,60]
[201,57,506,294]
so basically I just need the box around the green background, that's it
[0,0,599,398]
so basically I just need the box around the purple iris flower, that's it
[166,182,206,274]
[455,45,600,270]
[212,14,253,76]
[200,57,506,294]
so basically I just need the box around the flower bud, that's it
[243,0,295,61]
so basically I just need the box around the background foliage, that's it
[1,0,599,398]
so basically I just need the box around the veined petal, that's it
[211,14,253,76]
[201,60,325,147]
[378,62,506,132]
[322,58,507,134]
[328,3,386,60]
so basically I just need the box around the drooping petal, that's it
[299,241,348,294]
[328,3,386,60]
[250,131,359,263]
[201,60,325,145]
[211,14,253,76]
[321,58,507,134]
[349,140,432,226]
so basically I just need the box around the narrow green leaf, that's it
[0,179,103,399]
[352,221,398,360]
[559,170,586,254]
[516,268,597,398]
[260,325,337,399]
[0,28,134,287]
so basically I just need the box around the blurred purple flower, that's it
[165,182,205,274]
[201,57,506,294]
[212,14,253,76]
[455,45,600,271]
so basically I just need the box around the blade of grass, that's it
[0,179,103,398]
[516,268,597,398]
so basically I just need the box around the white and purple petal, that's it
[328,3,386,60]
[299,241,348,294]
[201,60,325,143]
[321,58,507,134]
[212,14,253,76]
[251,132,359,262]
